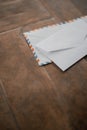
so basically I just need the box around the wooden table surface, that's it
[0,0,87,130]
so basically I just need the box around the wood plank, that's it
[0,0,50,33]
[40,0,83,21]
[44,59,87,130]
[0,29,73,130]
[0,80,19,130]
[22,17,58,33]
[71,0,87,15]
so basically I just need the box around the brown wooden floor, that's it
[0,0,87,130]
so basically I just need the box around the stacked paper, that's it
[23,16,87,71]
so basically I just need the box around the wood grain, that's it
[40,0,83,21]
[71,0,87,15]
[0,81,19,130]
[0,0,50,33]
[44,60,87,130]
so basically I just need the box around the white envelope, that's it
[23,16,87,71]
[36,19,87,71]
